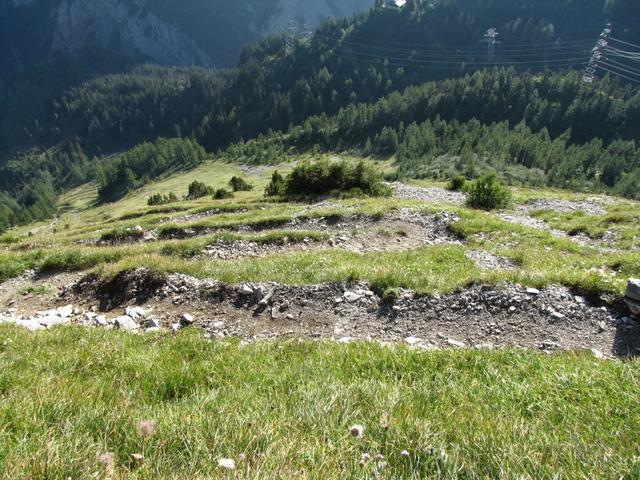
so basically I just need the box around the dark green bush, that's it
[466,173,512,210]
[213,188,234,200]
[448,175,467,192]
[186,181,214,200]
[265,171,286,197]
[283,159,390,198]
[147,192,178,206]
[229,176,254,192]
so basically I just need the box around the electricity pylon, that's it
[484,28,499,62]
[584,23,612,84]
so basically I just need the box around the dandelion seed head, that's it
[97,453,115,468]
[137,419,157,437]
[349,424,365,438]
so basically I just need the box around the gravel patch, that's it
[465,250,517,271]
[517,198,607,216]
[203,210,462,258]
[1,269,626,357]
[390,182,466,204]
[498,214,566,237]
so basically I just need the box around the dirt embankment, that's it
[1,269,638,358]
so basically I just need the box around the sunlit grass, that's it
[0,326,639,479]
[0,155,638,298]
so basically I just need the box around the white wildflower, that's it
[218,458,236,470]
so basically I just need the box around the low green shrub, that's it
[229,176,254,192]
[466,173,512,210]
[0,234,20,244]
[100,227,144,243]
[282,159,391,198]
[448,175,467,192]
[265,171,286,197]
[213,189,234,200]
[147,193,178,206]
[186,181,215,200]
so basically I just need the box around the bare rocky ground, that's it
[516,198,608,216]
[7,186,635,357]
[388,183,617,247]
[390,182,466,204]
[1,269,638,359]
[204,210,462,258]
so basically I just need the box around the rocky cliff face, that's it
[51,0,212,66]
[1,0,373,72]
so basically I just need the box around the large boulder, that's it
[626,279,640,302]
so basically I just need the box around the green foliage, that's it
[213,188,234,200]
[264,170,286,197]
[186,181,215,200]
[466,174,513,210]
[98,138,207,202]
[448,175,467,192]
[284,159,390,198]
[225,67,640,200]
[614,169,640,200]
[228,176,254,192]
[3,1,640,228]
[147,192,178,206]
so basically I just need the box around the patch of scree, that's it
[516,198,607,216]
[464,250,517,270]
[389,182,466,204]
[202,210,462,257]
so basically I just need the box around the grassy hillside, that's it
[1,156,638,297]
[3,0,640,232]
[1,327,639,478]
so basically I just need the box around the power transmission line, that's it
[609,36,640,50]
[584,25,640,87]
[314,34,591,59]
[596,65,640,85]
[329,47,588,67]
[598,60,640,80]
[315,30,594,50]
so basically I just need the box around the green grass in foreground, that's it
[0,326,639,479]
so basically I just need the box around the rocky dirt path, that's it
[203,211,462,258]
[1,269,638,358]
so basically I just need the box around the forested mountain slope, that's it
[1,0,640,231]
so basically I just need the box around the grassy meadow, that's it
[0,154,638,296]
[1,326,639,479]
[1,156,640,478]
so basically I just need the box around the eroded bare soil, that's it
[2,269,638,358]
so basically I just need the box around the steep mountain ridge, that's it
[50,0,212,66]
[0,0,372,73]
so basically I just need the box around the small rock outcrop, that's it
[625,279,640,317]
